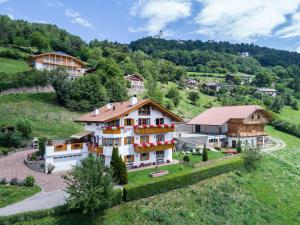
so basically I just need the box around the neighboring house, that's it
[125,74,144,91]
[29,51,86,79]
[44,96,183,173]
[202,82,222,92]
[185,78,199,88]
[239,52,249,57]
[256,88,277,97]
[187,105,271,148]
[226,73,254,85]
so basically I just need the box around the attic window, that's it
[138,105,150,115]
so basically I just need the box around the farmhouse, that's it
[226,73,254,84]
[187,105,271,148]
[44,96,183,172]
[256,87,277,97]
[185,78,199,88]
[125,74,144,90]
[202,82,222,92]
[29,51,86,79]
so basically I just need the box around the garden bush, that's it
[23,175,35,187]
[123,157,243,201]
[270,118,300,138]
[183,155,190,162]
[9,177,20,186]
[0,177,7,185]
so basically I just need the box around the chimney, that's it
[131,95,138,105]
[107,103,113,110]
[94,108,99,116]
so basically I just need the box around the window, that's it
[138,105,150,115]
[103,138,121,146]
[138,118,150,125]
[156,151,164,158]
[87,122,92,125]
[257,115,260,119]
[108,119,120,126]
[125,155,134,163]
[156,118,164,125]
[140,153,149,161]
[251,115,254,119]
[124,137,134,145]
[195,125,201,133]
[140,135,149,144]
[124,118,134,126]
[156,134,165,142]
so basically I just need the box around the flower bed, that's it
[149,170,169,178]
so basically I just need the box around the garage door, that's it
[53,154,82,172]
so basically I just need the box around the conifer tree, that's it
[202,145,208,162]
[118,156,128,185]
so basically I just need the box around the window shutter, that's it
[131,137,134,144]
[124,156,127,163]
[131,119,135,125]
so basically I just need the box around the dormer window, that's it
[138,105,150,115]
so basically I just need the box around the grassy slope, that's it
[0,93,83,139]
[276,102,300,125]
[0,185,41,208]
[13,127,300,225]
[0,57,29,74]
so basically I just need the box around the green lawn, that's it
[0,57,30,74]
[11,127,300,225]
[128,163,192,186]
[0,185,41,208]
[173,151,226,163]
[0,93,83,139]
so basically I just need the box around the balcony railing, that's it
[227,131,267,137]
[103,126,123,134]
[134,124,175,134]
[88,144,103,154]
[134,140,176,153]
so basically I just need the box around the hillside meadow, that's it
[0,93,83,139]
[0,57,29,74]
[8,127,300,225]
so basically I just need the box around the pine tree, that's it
[118,156,128,185]
[202,145,208,162]
[110,147,120,182]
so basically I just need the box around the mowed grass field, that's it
[276,103,300,125]
[0,57,30,74]
[0,93,83,139]
[12,127,300,225]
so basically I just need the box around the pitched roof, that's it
[187,105,266,126]
[75,99,183,123]
[125,74,144,81]
[31,52,86,65]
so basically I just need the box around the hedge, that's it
[123,157,243,201]
[270,118,300,138]
[0,189,123,224]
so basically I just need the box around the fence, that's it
[181,154,241,168]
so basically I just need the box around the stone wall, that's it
[24,158,45,173]
[0,85,55,95]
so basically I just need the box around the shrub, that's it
[23,175,35,187]
[10,177,20,186]
[0,133,22,148]
[46,163,55,174]
[183,155,190,162]
[241,146,262,170]
[123,157,243,201]
[38,136,47,156]
[1,148,10,155]
[16,119,32,138]
[118,156,128,185]
[0,177,7,185]
[236,139,242,153]
[270,118,300,138]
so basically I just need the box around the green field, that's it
[12,127,300,225]
[0,57,30,74]
[0,93,83,139]
[0,185,41,208]
[277,104,300,125]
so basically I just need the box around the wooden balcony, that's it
[134,125,175,134]
[134,142,175,153]
[88,145,103,154]
[54,144,67,152]
[71,143,83,150]
[103,127,122,134]
[227,131,267,137]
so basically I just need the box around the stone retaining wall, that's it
[0,85,54,95]
[24,158,45,173]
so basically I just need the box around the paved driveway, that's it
[0,149,66,192]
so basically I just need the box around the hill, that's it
[0,57,29,74]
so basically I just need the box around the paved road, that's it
[0,149,66,192]
[0,190,67,216]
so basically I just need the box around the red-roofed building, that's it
[44,96,183,172]
[125,74,144,91]
[187,105,271,148]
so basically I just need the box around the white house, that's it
[44,97,183,173]
[125,74,144,90]
[256,88,277,97]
